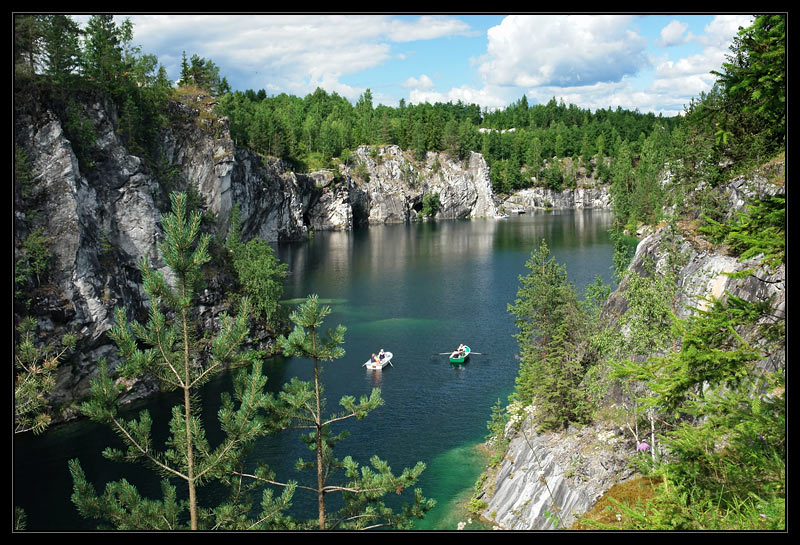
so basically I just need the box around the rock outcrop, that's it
[13,93,499,413]
[478,404,635,530]
[502,186,611,211]
[335,144,498,224]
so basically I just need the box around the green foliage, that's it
[14,317,76,435]
[15,227,51,299]
[484,399,510,467]
[69,193,285,530]
[80,15,134,92]
[673,15,785,192]
[216,79,677,182]
[608,285,785,530]
[700,194,785,271]
[273,295,434,529]
[14,507,27,530]
[178,51,226,96]
[39,15,82,84]
[14,14,44,76]
[62,99,98,168]
[485,399,508,442]
[354,161,370,182]
[543,160,563,191]
[226,206,289,327]
[507,240,593,428]
[420,192,441,218]
[712,15,785,160]
[14,15,173,167]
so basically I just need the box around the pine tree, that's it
[14,14,47,75]
[68,193,287,530]
[14,317,76,435]
[712,15,785,157]
[259,295,435,529]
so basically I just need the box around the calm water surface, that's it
[14,210,614,531]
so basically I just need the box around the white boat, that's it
[364,351,393,370]
[494,213,509,219]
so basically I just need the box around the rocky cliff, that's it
[475,164,785,530]
[343,144,498,223]
[13,92,500,413]
[502,185,611,211]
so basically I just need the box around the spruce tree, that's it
[68,193,288,530]
[39,15,82,84]
[508,240,589,426]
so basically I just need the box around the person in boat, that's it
[450,345,465,359]
[378,349,385,360]
[371,353,378,363]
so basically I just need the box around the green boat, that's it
[449,345,471,364]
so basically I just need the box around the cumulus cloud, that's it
[409,84,509,110]
[403,74,435,89]
[383,15,474,42]
[83,13,759,114]
[123,14,471,100]
[659,20,689,47]
[510,14,756,117]
[643,15,755,114]
[477,15,649,88]
[696,15,754,48]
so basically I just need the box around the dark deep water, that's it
[14,209,614,531]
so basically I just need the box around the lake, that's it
[14,209,614,531]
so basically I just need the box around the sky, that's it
[74,13,757,117]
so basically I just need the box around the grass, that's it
[571,476,661,530]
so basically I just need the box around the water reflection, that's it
[15,210,614,531]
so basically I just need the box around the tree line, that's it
[216,87,683,198]
[13,14,682,198]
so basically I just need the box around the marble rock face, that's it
[14,97,502,411]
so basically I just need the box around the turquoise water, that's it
[14,210,613,530]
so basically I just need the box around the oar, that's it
[433,351,489,356]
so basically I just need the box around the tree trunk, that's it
[313,343,326,529]
[182,305,198,530]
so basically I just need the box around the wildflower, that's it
[637,442,650,451]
